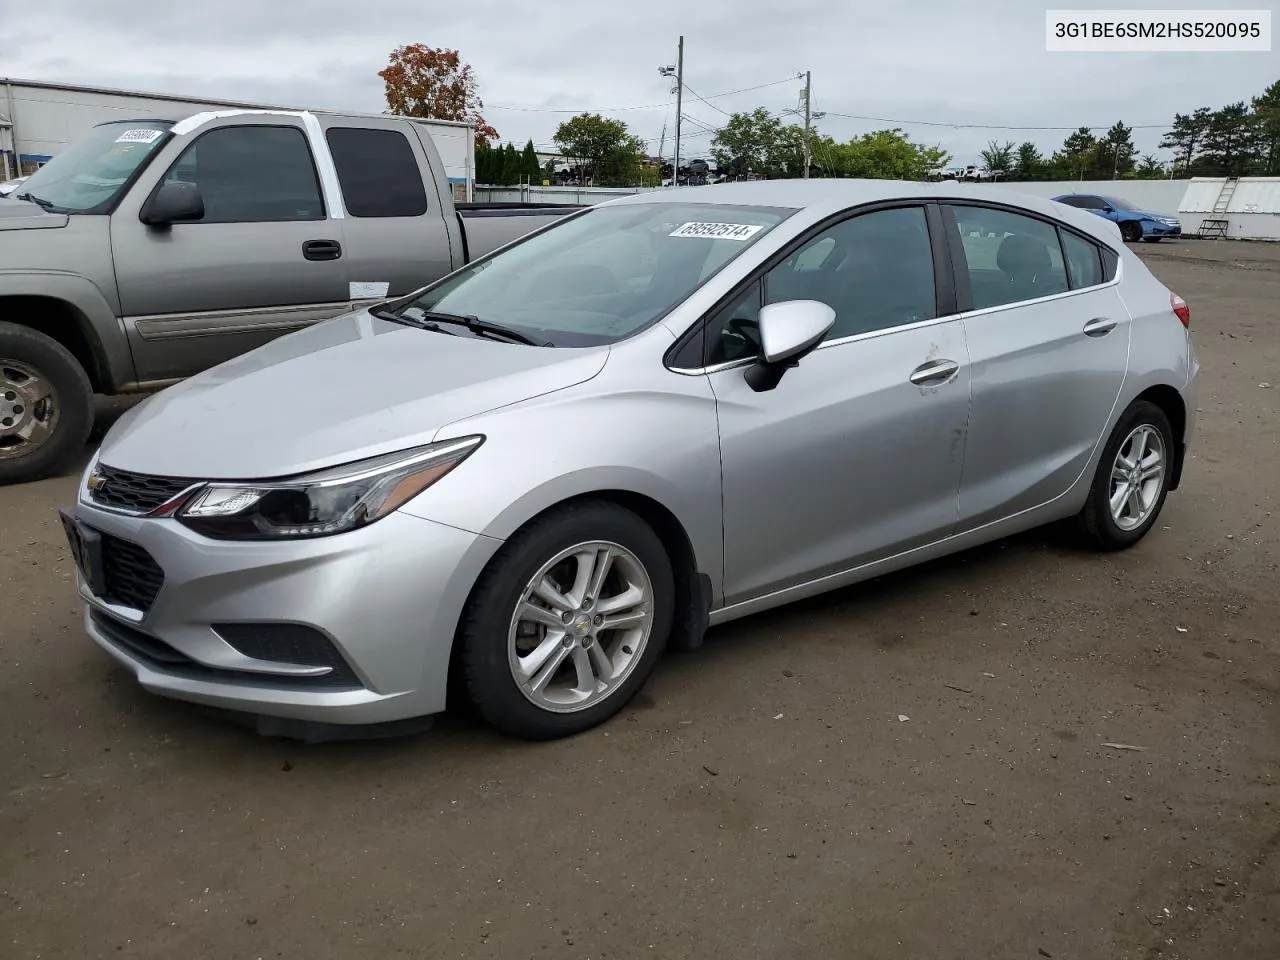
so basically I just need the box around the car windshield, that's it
[399,202,795,347]
[13,120,173,213]
[1102,196,1138,210]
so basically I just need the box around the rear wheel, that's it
[0,322,94,485]
[1077,400,1174,550]
[459,501,675,740]
[1119,220,1142,243]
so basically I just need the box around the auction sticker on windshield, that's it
[115,129,165,144]
[669,221,765,241]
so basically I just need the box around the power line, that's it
[486,75,802,115]
[820,111,1167,131]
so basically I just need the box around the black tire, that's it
[1077,400,1175,551]
[0,322,94,485]
[1119,220,1142,243]
[459,500,675,740]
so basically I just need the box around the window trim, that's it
[940,199,1122,316]
[143,122,327,225]
[665,199,957,374]
[324,125,430,219]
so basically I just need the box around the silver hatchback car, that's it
[62,180,1199,740]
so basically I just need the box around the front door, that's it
[111,119,351,381]
[701,204,972,606]
[943,202,1130,529]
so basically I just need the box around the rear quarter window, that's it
[326,127,429,218]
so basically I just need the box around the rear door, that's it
[315,118,456,304]
[111,117,351,381]
[943,202,1130,529]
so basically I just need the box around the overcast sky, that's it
[2,0,1276,165]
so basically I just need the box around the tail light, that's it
[1170,292,1190,328]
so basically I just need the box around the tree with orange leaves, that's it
[378,44,499,143]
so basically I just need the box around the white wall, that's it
[984,179,1188,216]
[1,80,474,186]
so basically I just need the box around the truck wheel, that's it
[0,322,95,485]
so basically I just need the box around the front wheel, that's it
[0,322,95,485]
[1077,400,1175,550]
[1119,220,1142,243]
[459,501,675,740]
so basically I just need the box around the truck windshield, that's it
[14,120,173,214]
[400,202,794,347]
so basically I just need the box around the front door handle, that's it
[302,239,342,261]
[1083,316,1117,337]
[909,359,960,386]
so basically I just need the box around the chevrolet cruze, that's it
[62,180,1199,740]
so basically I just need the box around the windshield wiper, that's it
[397,307,551,347]
[15,192,54,210]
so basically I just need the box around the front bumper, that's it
[67,501,501,725]
[1143,220,1182,238]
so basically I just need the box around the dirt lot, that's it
[2,240,1277,960]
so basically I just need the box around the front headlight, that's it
[176,436,483,540]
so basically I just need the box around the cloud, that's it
[1,0,1275,162]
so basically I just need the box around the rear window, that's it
[1061,230,1104,289]
[326,127,428,218]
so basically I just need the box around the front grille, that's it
[100,534,165,613]
[91,611,364,691]
[91,464,194,514]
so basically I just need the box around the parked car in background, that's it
[0,175,29,197]
[0,110,580,484]
[62,180,1198,742]
[1052,193,1182,243]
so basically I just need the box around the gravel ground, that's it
[2,239,1277,960]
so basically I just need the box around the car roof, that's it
[603,179,1124,249]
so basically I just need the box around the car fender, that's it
[0,270,135,389]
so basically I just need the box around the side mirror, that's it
[140,181,204,227]
[1101,206,1114,213]
[744,299,836,393]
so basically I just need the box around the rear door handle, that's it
[908,359,960,386]
[1083,316,1117,337]
[302,239,342,261]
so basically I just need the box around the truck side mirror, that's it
[140,181,204,227]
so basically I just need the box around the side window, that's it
[162,125,324,223]
[1061,229,1104,288]
[1057,197,1085,209]
[701,206,937,365]
[948,204,1069,309]
[326,127,428,218]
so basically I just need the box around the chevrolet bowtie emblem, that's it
[86,471,107,493]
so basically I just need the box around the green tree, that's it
[1051,126,1098,179]
[500,142,520,185]
[1128,154,1167,179]
[1253,80,1280,175]
[1159,107,1212,176]
[474,139,494,183]
[552,113,644,185]
[1097,121,1136,178]
[980,140,1016,177]
[835,129,949,180]
[1013,141,1045,180]
[1200,102,1263,176]
[710,108,786,178]
[521,140,541,184]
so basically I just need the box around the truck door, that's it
[313,117,457,304]
[110,116,351,382]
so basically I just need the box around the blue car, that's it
[1051,194,1182,243]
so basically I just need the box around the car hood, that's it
[1127,209,1175,220]
[0,197,68,230]
[98,310,610,479]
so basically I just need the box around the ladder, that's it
[1212,178,1238,213]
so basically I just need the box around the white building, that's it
[0,77,476,198]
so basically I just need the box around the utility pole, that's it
[673,37,684,186]
[802,70,812,180]
[658,37,684,187]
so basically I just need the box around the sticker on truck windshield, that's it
[668,221,764,241]
[114,129,165,144]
